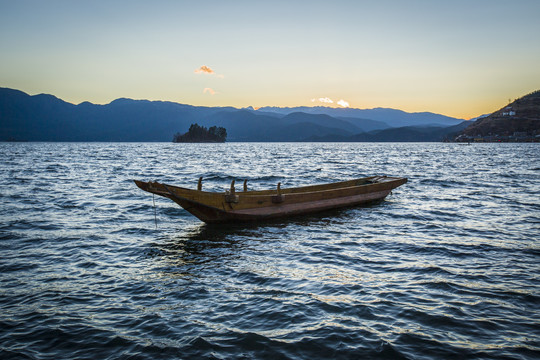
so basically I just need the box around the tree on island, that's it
[172,123,227,143]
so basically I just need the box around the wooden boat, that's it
[134,176,407,223]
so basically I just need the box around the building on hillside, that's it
[502,106,516,116]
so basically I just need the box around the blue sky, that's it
[1,0,539,118]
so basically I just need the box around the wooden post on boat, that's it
[226,179,239,203]
[243,179,248,192]
[197,177,203,191]
[272,182,284,203]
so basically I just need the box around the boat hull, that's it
[134,176,407,223]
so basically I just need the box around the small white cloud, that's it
[337,99,350,108]
[203,87,216,95]
[311,97,348,107]
[318,97,334,104]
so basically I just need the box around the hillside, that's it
[454,90,540,142]
[0,88,231,141]
[1,87,467,142]
[195,110,354,141]
[305,121,470,142]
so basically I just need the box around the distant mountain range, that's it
[0,87,469,142]
[257,106,464,128]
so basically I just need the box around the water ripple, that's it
[0,142,539,359]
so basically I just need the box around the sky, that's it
[1,0,539,119]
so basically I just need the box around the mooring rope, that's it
[153,193,157,229]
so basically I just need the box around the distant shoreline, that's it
[2,140,538,144]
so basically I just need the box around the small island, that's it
[173,123,227,143]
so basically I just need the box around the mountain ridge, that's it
[1,87,468,142]
[256,105,464,128]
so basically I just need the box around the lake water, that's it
[0,142,539,359]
